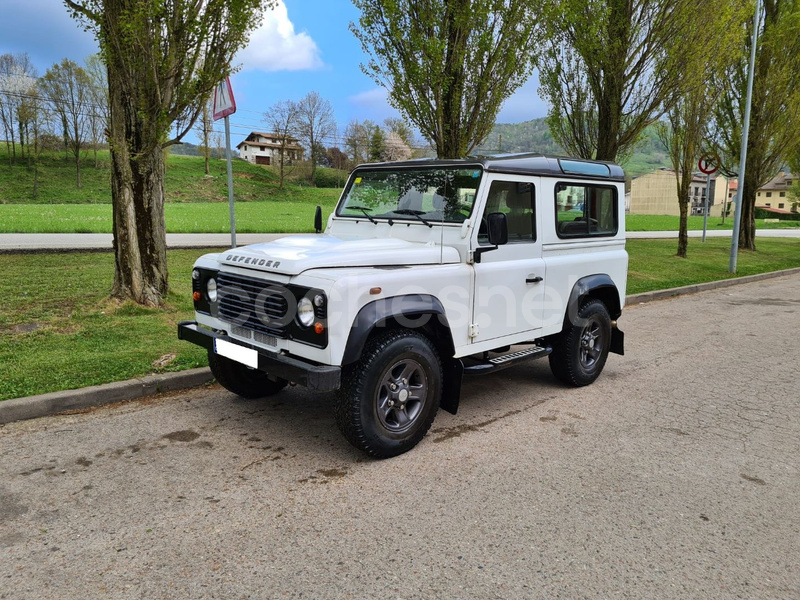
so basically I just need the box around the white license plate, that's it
[214,339,258,369]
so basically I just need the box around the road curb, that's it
[2,267,799,426]
[0,367,214,425]
[625,266,800,305]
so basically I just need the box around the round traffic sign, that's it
[698,153,720,175]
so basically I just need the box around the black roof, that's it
[355,153,625,182]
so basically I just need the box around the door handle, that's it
[526,276,543,284]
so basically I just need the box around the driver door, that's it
[471,175,545,344]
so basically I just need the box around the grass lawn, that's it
[2,205,799,234]
[0,200,339,234]
[2,238,799,401]
[0,249,211,401]
[625,214,800,231]
[0,148,344,205]
[625,238,800,294]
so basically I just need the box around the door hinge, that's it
[468,323,479,338]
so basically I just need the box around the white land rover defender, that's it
[179,154,627,457]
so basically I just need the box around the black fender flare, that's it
[341,294,462,414]
[341,294,455,365]
[565,274,622,323]
[563,274,624,355]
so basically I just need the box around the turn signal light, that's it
[369,287,382,295]
[314,322,325,335]
[192,291,201,302]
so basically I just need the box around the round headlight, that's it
[297,297,315,327]
[192,269,200,281]
[206,278,218,303]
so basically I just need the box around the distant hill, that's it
[475,117,672,178]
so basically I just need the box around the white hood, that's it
[218,235,460,275]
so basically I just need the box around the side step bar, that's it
[462,344,552,375]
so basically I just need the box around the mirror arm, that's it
[473,245,498,263]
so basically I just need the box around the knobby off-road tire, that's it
[208,351,288,399]
[334,330,442,458]
[549,299,612,387]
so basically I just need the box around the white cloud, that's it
[347,87,402,122]
[349,87,389,109]
[237,1,323,72]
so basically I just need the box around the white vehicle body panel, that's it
[188,156,628,370]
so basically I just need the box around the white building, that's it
[237,132,304,166]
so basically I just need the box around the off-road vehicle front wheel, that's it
[335,330,442,458]
[549,299,612,387]
[208,351,288,399]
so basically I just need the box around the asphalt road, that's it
[2,275,799,599]
[1,228,800,251]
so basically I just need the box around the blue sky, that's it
[0,0,548,147]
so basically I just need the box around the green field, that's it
[0,201,339,234]
[2,238,799,401]
[3,203,800,234]
[625,214,800,231]
[0,147,342,204]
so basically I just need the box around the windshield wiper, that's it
[347,205,377,225]
[393,209,433,228]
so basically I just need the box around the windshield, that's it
[337,166,483,224]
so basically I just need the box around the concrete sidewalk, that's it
[2,228,799,251]
[0,232,293,251]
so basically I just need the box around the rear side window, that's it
[555,183,617,238]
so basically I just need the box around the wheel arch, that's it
[341,295,462,418]
[341,294,456,366]
[564,274,622,324]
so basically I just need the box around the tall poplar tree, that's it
[64,0,272,306]
[537,0,700,162]
[709,0,800,251]
[657,0,747,258]
[351,0,539,159]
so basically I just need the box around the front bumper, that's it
[178,321,340,392]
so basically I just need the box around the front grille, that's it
[217,272,291,338]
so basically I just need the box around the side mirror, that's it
[314,205,323,233]
[486,212,508,246]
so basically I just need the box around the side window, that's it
[478,180,535,244]
[555,183,617,237]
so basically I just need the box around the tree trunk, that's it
[309,134,316,184]
[33,158,39,200]
[110,143,168,306]
[75,151,82,189]
[738,175,757,250]
[677,199,689,258]
[438,0,469,158]
[108,74,168,306]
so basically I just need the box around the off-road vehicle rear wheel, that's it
[208,351,288,399]
[549,299,612,387]
[335,330,442,458]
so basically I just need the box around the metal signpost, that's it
[698,153,720,243]
[212,77,237,248]
[730,0,761,273]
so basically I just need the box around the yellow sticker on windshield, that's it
[355,177,362,184]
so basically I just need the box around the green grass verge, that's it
[2,238,799,401]
[2,206,799,234]
[625,214,800,231]
[0,201,339,234]
[0,250,210,401]
[626,238,800,294]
